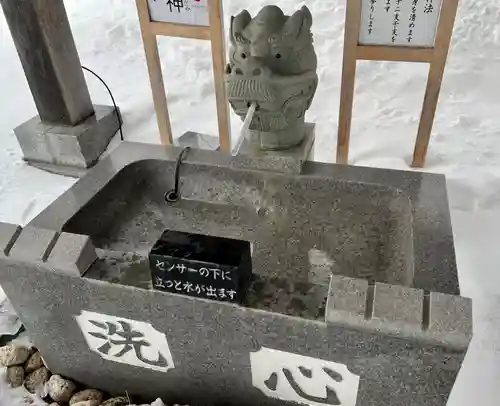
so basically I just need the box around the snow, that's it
[1,0,500,404]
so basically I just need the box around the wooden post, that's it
[136,0,173,145]
[337,0,362,165]
[135,0,230,150]
[411,0,459,168]
[0,0,94,125]
[208,0,231,152]
[337,0,459,167]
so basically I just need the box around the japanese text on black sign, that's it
[152,259,240,302]
[154,278,237,300]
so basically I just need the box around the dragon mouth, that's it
[232,105,290,132]
[225,70,318,132]
[225,77,277,105]
[225,70,318,103]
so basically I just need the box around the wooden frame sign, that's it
[337,0,459,167]
[136,0,231,152]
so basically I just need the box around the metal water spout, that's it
[164,147,191,204]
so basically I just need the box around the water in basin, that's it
[63,159,414,292]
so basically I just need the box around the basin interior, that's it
[64,160,414,319]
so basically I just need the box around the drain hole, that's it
[164,190,179,203]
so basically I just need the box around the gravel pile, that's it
[0,344,174,406]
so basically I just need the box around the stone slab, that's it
[326,275,368,325]
[372,282,424,328]
[0,255,470,406]
[176,131,219,151]
[428,292,473,349]
[47,232,97,276]
[14,105,120,169]
[233,123,315,174]
[26,161,89,178]
[8,226,58,262]
[325,275,472,349]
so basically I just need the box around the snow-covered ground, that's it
[1,0,500,404]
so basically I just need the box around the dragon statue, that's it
[225,5,318,150]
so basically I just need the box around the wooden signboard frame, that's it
[136,0,231,152]
[337,0,459,167]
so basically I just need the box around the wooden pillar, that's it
[1,0,94,126]
[208,0,231,153]
[337,0,362,165]
[337,0,459,167]
[411,0,459,168]
[136,0,173,145]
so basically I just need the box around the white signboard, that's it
[76,310,175,373]
[147,0,210,26]
[359,0,442,47]
[250,347,360,406]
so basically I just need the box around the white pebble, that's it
[0,344,30,366]
[47,374,77,403]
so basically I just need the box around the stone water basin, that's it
[31,142,455,319]
[1,141,469,406]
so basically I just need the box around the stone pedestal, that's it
[233,123,315,174]
[1,0,119,172]
[15,105,120,173]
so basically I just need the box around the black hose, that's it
[165,147,191,203]
[82,66,124,141]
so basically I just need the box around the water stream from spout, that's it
[232,102,257,156]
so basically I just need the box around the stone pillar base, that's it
[233,123,315,174]
[14,105,120,174]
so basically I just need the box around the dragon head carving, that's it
[225,5,318,150]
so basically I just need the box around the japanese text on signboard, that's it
[359,0,442,47]
[147,0,210,26]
